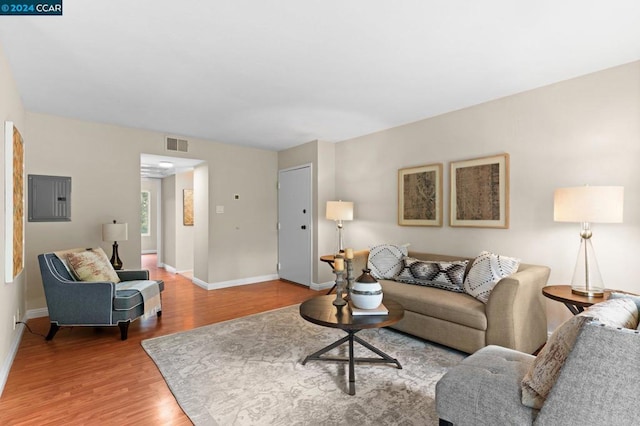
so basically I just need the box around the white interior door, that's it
[278,165,312,286]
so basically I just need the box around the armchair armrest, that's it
[44,280,116,325]
[485,264,550,353]
[116,269,150,281]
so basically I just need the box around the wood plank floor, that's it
[0,255,319,425]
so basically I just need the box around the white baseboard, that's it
[0,321,25,397]
[141,250,157,254]
[27,307,49,319]
[164,264,177,274]
[310,281,334,291]
[193,274,280,291]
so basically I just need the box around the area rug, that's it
[141,305,465,425]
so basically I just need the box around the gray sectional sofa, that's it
[349,249,550,354]
[436,297,640,425]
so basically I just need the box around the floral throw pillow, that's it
[66,248,120,283]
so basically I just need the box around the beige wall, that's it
[23,112,279,310]
[174,170,194,272]
[334,61,640,330]
[0,42,26,395]
[161,175,177,268]
[141,178,159,253]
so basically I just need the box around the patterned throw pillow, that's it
[367,244,409,279]
[66,248,120,283]
[521,297,638,409]
[395,257,468,293]
[463,251,520,303]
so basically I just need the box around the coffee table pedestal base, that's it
[302,330,402,395]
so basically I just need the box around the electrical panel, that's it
[28,175,71,222]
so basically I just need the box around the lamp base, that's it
[571,287,604,297]
[110,241,123,270]
[570,234,604,298]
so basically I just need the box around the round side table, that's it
[542,285,613,315]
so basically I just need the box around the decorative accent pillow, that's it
[66,248,120,283]
[521,297,638,409]
[395,257,468,293]
[367,244,409,279]
[463,251,520,303]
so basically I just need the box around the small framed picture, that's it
[450,153,509,228]
[398,163,443,226]
[183,189,194,226]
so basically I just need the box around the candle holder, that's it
[345,258,355,297]
[332,269,347,306]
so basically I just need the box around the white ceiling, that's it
[1,1,639,152]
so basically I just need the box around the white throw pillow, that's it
[463,251,520,303]
[367,244,409,279]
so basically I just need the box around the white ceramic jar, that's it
[350,269,383,309]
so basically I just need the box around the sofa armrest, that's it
[116,269,150,281]
[535,322,640,424]
[485,264,550,353]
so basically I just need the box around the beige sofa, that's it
[350,249,550,354]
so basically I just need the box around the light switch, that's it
[216,205,224,214]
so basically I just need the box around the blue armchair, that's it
[38,252,164,341]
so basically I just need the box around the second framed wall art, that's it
[450,153,509,228]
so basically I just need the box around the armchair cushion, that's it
[66,248,120,283]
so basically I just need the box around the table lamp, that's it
[102,220,128,270]
[326,200,354,254]
[554,185,624,296]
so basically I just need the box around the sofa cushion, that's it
[394,257,468,293]
[381,279,487,330]
[463,251,520,303]
[66,248,121,283]
[521,297,638,409]
[367,243,409,279]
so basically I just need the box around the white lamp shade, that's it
[102,222,129,242]
[554,186,624,223]
[326,201,354,221]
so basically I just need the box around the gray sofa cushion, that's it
[436,345,538,425]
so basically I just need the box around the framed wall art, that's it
[450,153,509,228]
[398,163,443,226]
[5,121,25,282]
[183,189,194,226]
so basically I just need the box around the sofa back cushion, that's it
[521,297,638,409]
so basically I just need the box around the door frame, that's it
[278,163,313,287]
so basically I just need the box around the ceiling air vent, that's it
[165,137,188,153]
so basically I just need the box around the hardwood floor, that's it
[0,255,319,425]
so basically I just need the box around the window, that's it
[141,190,151,236]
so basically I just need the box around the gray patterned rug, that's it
[141,304,465,425]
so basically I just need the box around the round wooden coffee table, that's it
[299,295,404,395]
